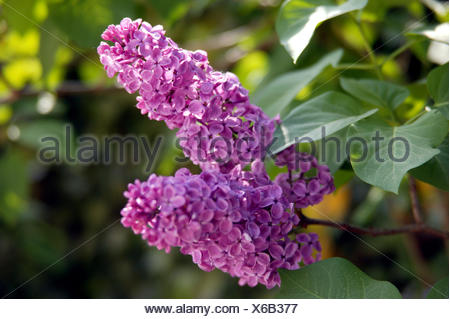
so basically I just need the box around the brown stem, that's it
[297,210,448,240]
[408,175,423,224]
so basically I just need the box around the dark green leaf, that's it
[411,136,449,190]
[340,78,410,110]
[0,150,29,225]
[277,257,402,298]
[16,119,76,162]
[147,0,192,26]
[348,109,449,193]
[47,0,135,48]
[251,50,342,118]
[427,63,449,107]
[276,0,368,62]
[270,91,377,154]
[351,187,385,225]
[17,119,70,150]
[312,129,348,173]
[427,277,449,299]
[364,0,412,22]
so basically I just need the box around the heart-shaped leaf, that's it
[348,108,448,193]
[427,63,449,107]
[340,78,410,110]
[276,0,368,62]
[277,257,402,298]
[270,91,377,154]
[411,136,449,190]
[251,49,343,118]
[312,129,348,174]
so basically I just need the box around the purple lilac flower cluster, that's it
[121,162,321,288]
[98,18,274,172]
[99,18,333,288]
[274,145,335,208]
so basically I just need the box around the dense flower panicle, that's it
[274,145,335,208]
[120,163,321,289]
[100,18,334,288]
[98,18,275,172]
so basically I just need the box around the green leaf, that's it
[47,0,135,48]
[427,277,449,299]
[395,65,449,191]
[17,119,69,150]
[277,257,402,298]
[276,0,368,62]
[39,22,60,78]
[407,23,449,44]
[436,105,449,119]
[270,91,377,154]
[1,0,37,33]
[251,50,342,118]
[333,169,354,189]
[312,129,348,174]
[233,51,269,93]
[147,0,192,26]
[0,149,29,226]
[351,187,385,225]
[15,119,77,162]
[411,136,449,190]
[340,78,410,110]
[348,109,449,193]
[363,0,412,22]
[427,63,449,107]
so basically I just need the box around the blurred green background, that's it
[0,0,448,298]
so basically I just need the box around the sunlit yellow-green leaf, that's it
[0,29,40,59]
[3,58,42,88]
[232,51,269,93]
[33,0,48,22]
[0,104,13,125]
